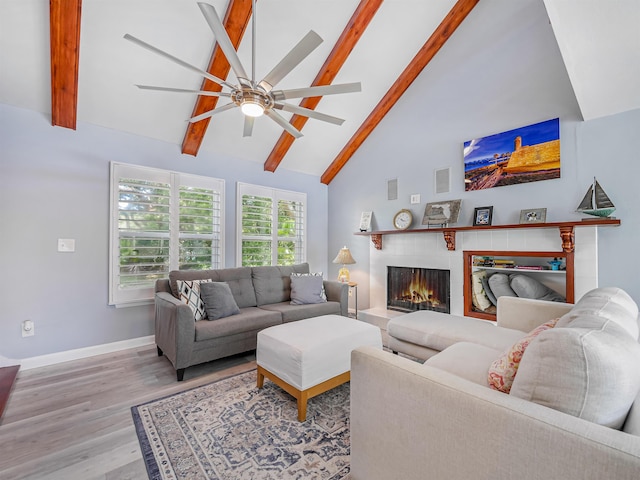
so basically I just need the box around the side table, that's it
[348,282,358,319]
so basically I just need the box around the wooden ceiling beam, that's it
[263,0,383,173]
[50,0,82,129]
[181,0,252,156]
[320,0,480,185]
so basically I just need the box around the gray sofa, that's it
[351,287,640,479]
[154,263,347,380]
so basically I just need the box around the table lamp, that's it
[332,246,356,282]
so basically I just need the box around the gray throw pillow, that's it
[199,282,241,320]
[290,274,327,305]
[488,273,517,299]
[481,275,498,306]
[509,274,565,302]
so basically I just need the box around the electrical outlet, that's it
[349,289,353,297]
[22,320,34,337]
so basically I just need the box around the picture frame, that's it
[473,206,493,226]
[519,207,547,224]
[422,199,462,226]
[359,211,372,232]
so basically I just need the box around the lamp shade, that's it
[332,246,356,265]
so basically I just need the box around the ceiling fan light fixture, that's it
[241,99,265,117]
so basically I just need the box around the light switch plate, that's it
[410,194,421,204]
[58,238,75,252]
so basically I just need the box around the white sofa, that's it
[350,288,640,480]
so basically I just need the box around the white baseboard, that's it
[19,335,156,370]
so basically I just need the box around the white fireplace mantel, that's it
[361,226,600,321]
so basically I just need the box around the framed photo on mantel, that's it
[359,211,372,232]
[473,206,493,226]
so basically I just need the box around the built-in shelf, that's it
[464,250,574,321]
[355,219,621,252]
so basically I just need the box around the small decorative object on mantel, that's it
[422,199,462,227]
[473,206,493,226]
[393,209,413,230]
[577,177,616,219]
[359,211,372,232]
[519,208,547,224]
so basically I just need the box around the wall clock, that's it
[393,209,413,230]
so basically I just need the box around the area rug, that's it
[131,369,351,480]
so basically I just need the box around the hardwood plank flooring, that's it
[0,345,256,480]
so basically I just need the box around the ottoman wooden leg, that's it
[256,365,265,389]
[297,392,309,422]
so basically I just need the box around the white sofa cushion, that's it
[424,342,500,387]
[511,288,640,429]
[387,310,525,353]
[556,287,639,339]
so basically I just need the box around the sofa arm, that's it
[154,291,196,370]
[324,280,348,316]
[350,346,640,480]
[496,296,574,332]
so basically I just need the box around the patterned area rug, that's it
[131,370,351,480]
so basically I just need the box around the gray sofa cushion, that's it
[194,307,282,341]
[511,288,640,429]
[259,301,341,323]
[252,263,309,306]
[169,267,257,308]
[200,282,241,320]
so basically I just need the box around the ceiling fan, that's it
[124,0,361,138]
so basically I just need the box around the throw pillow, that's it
[199,282,241,320]
[291,272,327,300]
[488,273,517,299]
[290,274,327,305]
[509,274,565,302]
[488,318,559,393]
[471,270,492,311]
[176,279,212,321]
[481,274,498,306]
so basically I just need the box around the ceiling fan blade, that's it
[272,82,361,101]
[243,116,255,137]
[274,103,345,126]
[258,30,323,92]
[135,85,231,97]
[264,110,303,139]
[124,34,236,90]
[197,2,250,86]
[189,102,237,123]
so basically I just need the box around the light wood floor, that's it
[0,345,256,480]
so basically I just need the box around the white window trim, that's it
[236,182,307,267]
[109,162,225,306]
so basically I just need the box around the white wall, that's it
[0,104,329,359]
[328,0,640,310]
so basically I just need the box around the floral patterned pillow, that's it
[488,318,559,393]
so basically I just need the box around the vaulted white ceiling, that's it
[0,0,638,180]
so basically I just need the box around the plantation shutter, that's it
[237,183,306,267]
[110,163,224,306]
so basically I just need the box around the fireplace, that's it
[387,266,450,313]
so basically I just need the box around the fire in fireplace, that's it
[387,266,450,313]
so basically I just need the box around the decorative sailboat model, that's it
[577,177,616,218]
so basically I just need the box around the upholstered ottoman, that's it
[257,315,382,421]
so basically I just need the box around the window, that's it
[237,183,306,267]
[109,163,224,306]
